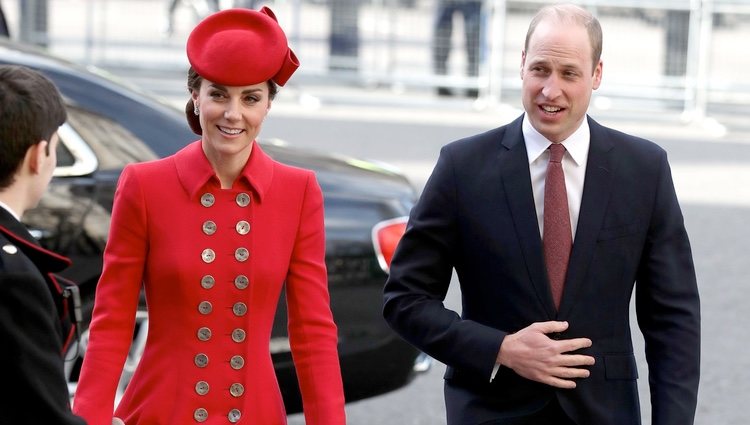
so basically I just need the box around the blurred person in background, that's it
[0,64,86,425]
[0,1,10,37]
[433,0,483,98]
[384,3,700,424]
[73,7,346,425]
[164,0,220,36]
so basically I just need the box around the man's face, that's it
[520,19,602,143]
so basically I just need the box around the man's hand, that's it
[497,321,595,389]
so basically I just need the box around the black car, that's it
[0,38,427,412]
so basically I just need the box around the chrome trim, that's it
[54,123,98,177]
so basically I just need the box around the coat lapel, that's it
[558,117,614,316]
[499,117,557,319]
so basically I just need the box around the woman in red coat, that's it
[73,7,346,425]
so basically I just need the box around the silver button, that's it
[198,301,213,315]
[234,275,249,290]
[195,381,209,395]
[200,193,215,207]
[228,409,241,423]
[201,248,216,263]
[235,220,251,235]
[194,353,209,368]
[200,275,215,289]
[194,407,208,422]
[232,302,248,316]
[202,220,217,235]
[197,327,212,341]
[230,355,245,370]
[235,193,251,207]
[2,244,18,255]
[229,383,245,397]
[231,329,246,343]
[234,247,249,262]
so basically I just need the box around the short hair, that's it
[0,65,67,189]
[184,66,278,135]
[524,4,603,73]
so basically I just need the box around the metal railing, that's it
[2,0,749,115]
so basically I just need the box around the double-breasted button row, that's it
[193,408,242,423]
[199,275,250,290]
[201,192,250,208]
[202,220,251,236]
[202,247,251,263]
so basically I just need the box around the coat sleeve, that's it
[382,145,505,380]
[73,165,147,425]
[635,150,700,425]
[0,271,87,425]
[285,172,346,425]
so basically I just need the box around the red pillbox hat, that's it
[186,7,299,86]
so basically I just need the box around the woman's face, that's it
[192,79,271,160]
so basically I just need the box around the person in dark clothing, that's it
[0,65,89,424]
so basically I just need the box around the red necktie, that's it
[543,143,572,309]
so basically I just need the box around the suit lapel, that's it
[558,117,614,316]
[499,117,557,319]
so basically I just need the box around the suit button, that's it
[198,301,213,315]
[234,275,249,290]
[230,355,245,370]
[202,220,217,235]
[231,328,246,343]
[228,409,241,423]
[229,383,245,397]
[232,302,248,317]
[201,248,215,263]
[2,244,18,254]
[234,247,249,262]
[235,193,251,207]
[235,220,251,235]
[200,275,215,289]
[197,327,212,341]
[194,353,209,368]
[195,381,209,395]
[194,407,208,422]
[200,193,215,207]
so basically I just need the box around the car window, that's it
[64,105,159,170]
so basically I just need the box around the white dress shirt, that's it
[491,115,590,381]
[0,200,21,221]
[523,115,590,241]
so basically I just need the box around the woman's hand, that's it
[112,418,125,425]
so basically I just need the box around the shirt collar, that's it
[174,140,274,203]
[523,114,590,166]
[0,200,20,221]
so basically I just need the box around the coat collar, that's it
[557,116,615,316]
[173,140,275,203]
[0,208,71,272]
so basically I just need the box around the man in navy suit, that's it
[383,4,700,425]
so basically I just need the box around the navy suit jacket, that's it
[383,115,700,425]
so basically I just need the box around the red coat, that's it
[73,141,346,425]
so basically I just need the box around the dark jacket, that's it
[383,115,700,425]
[0,207,86,425]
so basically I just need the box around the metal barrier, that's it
[2,0,749,115]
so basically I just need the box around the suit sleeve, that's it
[635,150,700,425]
[0,272,87,425]
[73,165,147,425]
[383,145,505,379]
[285,172,346,425]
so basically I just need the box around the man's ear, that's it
[27,141,48,174]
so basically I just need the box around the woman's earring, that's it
[193,105,200,116]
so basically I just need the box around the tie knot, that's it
[549,143,565,163]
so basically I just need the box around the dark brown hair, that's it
[0,65,66,189]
